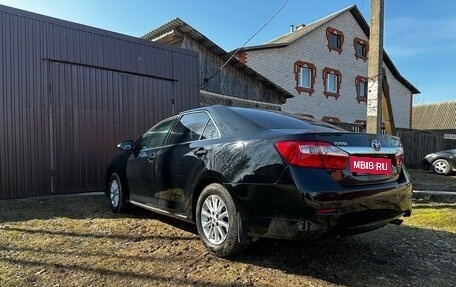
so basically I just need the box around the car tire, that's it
[432,159,451,175]
[107,173,129,213]
[196,183,250,257]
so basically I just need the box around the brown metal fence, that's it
[0,5,199,198]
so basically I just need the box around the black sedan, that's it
[105,105,412,257]
[422,149,456,175]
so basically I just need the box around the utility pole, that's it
[366,0,384,134]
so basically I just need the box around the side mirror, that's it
[117,140,134,151]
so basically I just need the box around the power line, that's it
[201,0,291,86]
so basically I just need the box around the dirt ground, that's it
[1,195,455,287]
[407,168,456,191]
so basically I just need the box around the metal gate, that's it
[49,62,174,193]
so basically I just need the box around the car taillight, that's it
[275,141,349,169]
[395,147,404,166]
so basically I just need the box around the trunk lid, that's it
[312,133,404,186]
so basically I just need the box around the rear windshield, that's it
[231,107,346,131]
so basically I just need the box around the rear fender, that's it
[190,171,230,221]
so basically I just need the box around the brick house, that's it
[235,5,420,128]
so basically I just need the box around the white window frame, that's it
[327,73,338,93]
[298,67,311,88]
[359,80,368,98]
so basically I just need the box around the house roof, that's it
[412,101,456,130]
[236,5,420,95]
[268,6,353,45]
[142,18,293,99]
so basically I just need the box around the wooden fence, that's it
[333,122,456,168]
[397,129,456,168]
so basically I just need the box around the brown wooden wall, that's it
[0,5,199,198]
[181,36,286,105]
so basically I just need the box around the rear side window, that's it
[168,112,217,144]
[201,119,220,139]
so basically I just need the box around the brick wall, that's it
[243,10,412,128]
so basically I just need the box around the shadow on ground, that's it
[1,194,455,287]
[234,224,456,286]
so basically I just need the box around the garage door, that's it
[49,62,174,193]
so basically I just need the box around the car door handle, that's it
[147,153,157,162]
[194,148,208,157]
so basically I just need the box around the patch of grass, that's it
[405,203,456,233]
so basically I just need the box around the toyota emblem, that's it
[371,139,382,151]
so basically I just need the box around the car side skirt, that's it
[129,200,189,221]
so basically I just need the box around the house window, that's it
[322,67,342,99]
[294,61,316,95]
[326,27,344,54]
[299,67,311,88]
[355,76,368,103]
[359,80,368,98]
[330,34,341,49]
[353,37,369,61]
[327,74,338,92]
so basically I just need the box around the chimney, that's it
[290,24,294,33]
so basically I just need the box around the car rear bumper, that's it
[233,181,413,240]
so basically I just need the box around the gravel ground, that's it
[0,195,455,287]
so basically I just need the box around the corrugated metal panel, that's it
[172,52,200,113]
[50,62,174,193]
[0,9,52,198]
[0,4,199,198]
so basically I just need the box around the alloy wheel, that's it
[110,178,120,208]
[200,195,229,245]
[433,160,449,174]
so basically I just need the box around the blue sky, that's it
[1,0,455,106]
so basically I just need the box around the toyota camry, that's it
[105,105,412,257]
